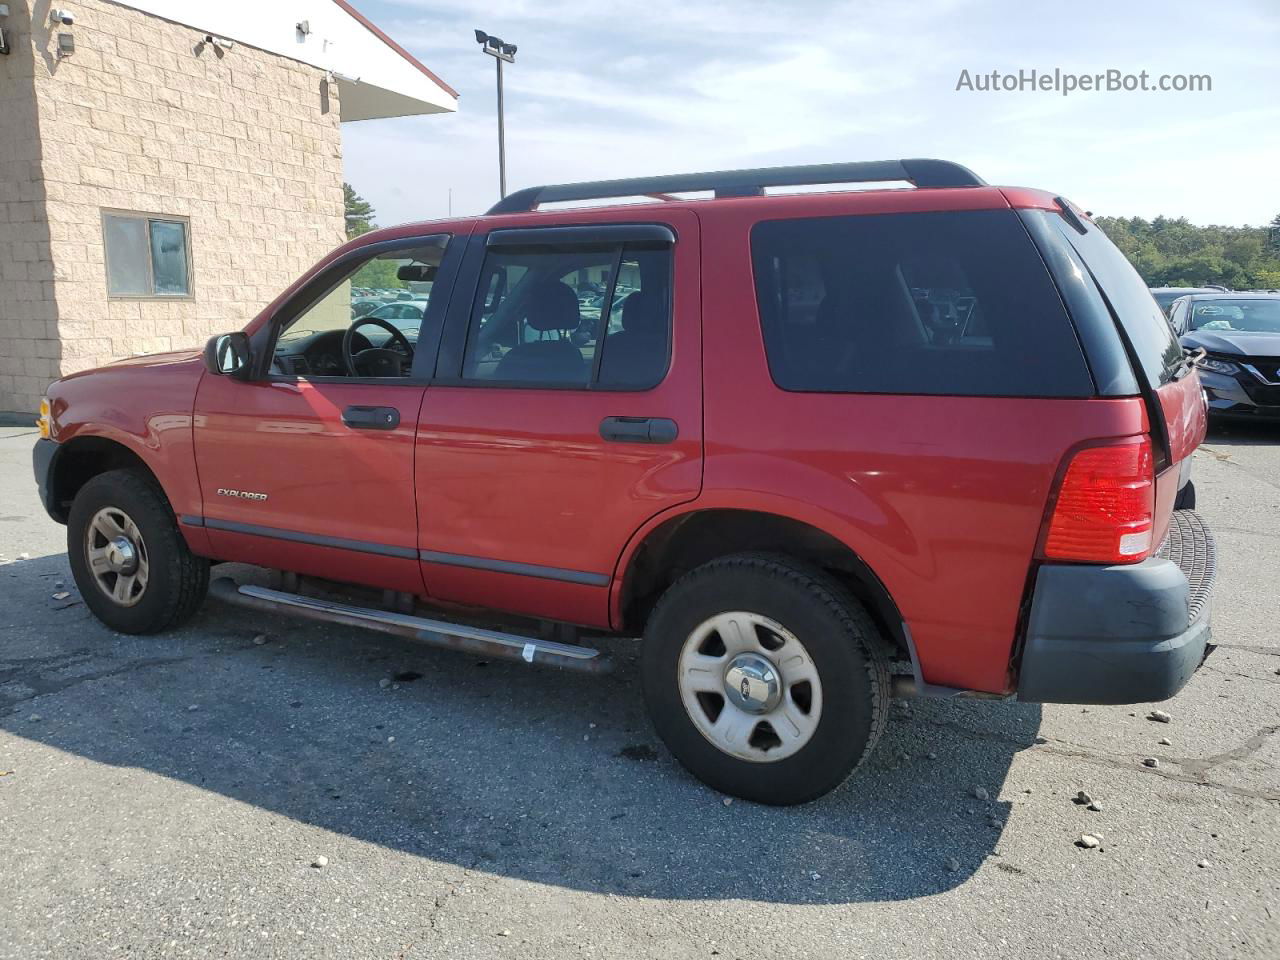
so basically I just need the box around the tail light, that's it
[1044,437,1154,564]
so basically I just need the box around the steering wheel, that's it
[342,317,415,377]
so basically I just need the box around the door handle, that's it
[342,405,400,430]
[599,416,678,444]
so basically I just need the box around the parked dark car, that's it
[1151,286,1227,317]
[1172,293,1280,420]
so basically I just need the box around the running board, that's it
[209,578,614,674]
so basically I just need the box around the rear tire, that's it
[67,469,209,634]
[640,553,890,805]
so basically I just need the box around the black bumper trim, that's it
[1017,510,1216,705]
[32,438,62,523]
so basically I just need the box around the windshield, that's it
[1189,299,1280,333]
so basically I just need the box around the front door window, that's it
[271,238,449,379]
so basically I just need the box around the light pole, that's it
[474,30,516,199]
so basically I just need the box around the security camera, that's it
[50,8,74,25]
[203,34,235,50]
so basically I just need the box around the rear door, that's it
[414,212,702,627]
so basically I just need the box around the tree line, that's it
[1095,213,1280,290]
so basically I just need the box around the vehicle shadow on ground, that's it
[1205,419,1280,445]
[1,554,1042,905]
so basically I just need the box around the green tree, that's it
[344,183,376,239]
[1095,214,1280,289]
[351,258,405,291]
[342,184,405,290]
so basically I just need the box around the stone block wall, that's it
[0,0,346,415]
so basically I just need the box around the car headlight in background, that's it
[37,397,51,439]
[1196,356,1239,376]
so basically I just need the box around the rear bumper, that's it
[33,437,62,522]
[1017,510,1216,704]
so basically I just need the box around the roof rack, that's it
[486,158,984,215]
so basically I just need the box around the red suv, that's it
[33,159,1216,804]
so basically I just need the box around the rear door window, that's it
[462,241,671,389]
[1047,217,1183,388]
[750,209,1094,397]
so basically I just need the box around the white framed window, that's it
[102,210,193,298]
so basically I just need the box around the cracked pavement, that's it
[1,424,1277,959]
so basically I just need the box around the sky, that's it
[342,0,1280,229]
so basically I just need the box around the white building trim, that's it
[111,0,457,121]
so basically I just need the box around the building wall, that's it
[0,0,346,416]
[0,0,59,418]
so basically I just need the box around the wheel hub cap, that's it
[677,611,823,763]
[105,535,138,575]
[85,506,149,607]
[723,653,781,714]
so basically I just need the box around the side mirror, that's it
[204,332,252,379]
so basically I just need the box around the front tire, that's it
[67,469,209,634]
[640,554,890,805]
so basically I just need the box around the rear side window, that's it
[1047,217,1183,388]
[751,210,1094,397]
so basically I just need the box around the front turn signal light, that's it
[37,397,51,439]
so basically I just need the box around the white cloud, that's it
[343,0,1280,227]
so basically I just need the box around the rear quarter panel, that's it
[1152,370,1208,545]
[697,197,1152,693]
[1157,370,1208,465]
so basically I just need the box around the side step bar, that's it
[210,578,614,675]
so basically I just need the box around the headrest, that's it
[621,291,662,335]
[526,280,582,332]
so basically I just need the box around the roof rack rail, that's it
[486,158,984,215]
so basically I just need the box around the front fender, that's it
[47,356,208,551]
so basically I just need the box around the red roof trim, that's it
[331,0,459,100]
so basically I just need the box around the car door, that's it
[416,213,703,627]
[191,231,466,595]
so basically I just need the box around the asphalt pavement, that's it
[1,423,1277,959]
